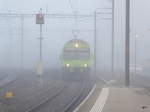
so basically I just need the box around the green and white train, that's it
[61,39,92,74]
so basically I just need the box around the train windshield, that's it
[63,51,90,60]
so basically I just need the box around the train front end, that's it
[61,39,91,74]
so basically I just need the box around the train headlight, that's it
[75,43,79,48]
[66,64,70,67]
[84,64,88,67]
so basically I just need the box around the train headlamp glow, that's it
[75,43,79,48]
[84,64,88,67]
[66,64,70,67]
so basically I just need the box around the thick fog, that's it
[0,0,150,72]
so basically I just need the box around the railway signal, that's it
[36,8,44,76]
[36,13,44,24]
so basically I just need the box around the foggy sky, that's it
[0,0,150,71]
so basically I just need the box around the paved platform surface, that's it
[74,84,150,112]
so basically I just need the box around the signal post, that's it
[36,9,44,76]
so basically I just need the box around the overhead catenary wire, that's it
[0,13,93,18]
[68,0,80,39]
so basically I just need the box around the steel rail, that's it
[63,78,94,112]
[24,85,66,112]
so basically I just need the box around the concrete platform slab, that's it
[74,85,150,112]
[103,88,150,112]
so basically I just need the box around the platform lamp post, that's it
[36,8,44,76]
[112,0,115,76]
[94,10,97,76]
[20,15,24,72]
[134,34,139,75]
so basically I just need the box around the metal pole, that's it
[8,12,13,70]
[40,24,42,62]
[111,0,115,75]
[36,8,44,76]
[20,16,24,72]
[37,24,43,76]
[94,11,97,76]
[125,0,130,87]
[134,37,137,75]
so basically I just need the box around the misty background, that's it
[0,0,150,72]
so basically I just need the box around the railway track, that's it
[0,71,19,89]
[23,77,94,112]
[21,82,84,112]
[63,78,94,112]
[0,72,8,81]
[24,85,66,112]
[0,71,65,112]
[0,70,95,112]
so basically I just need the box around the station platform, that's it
[74,83,150,112]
